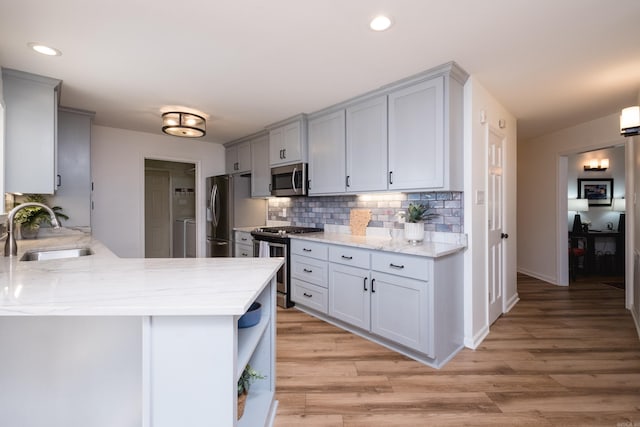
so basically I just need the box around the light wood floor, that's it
[274,274,640,426]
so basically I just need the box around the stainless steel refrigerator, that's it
[206,174,266,257]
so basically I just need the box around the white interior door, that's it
[488,125,506,324]
[145,169,171,258]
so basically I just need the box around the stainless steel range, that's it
[251,226,323,308]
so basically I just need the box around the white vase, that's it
[403,222,424,243]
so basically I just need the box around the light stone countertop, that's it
[290,231,466,258]
[0,228,283,316]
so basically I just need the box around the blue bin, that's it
[238,302,262,328]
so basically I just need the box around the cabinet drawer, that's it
[235,243,253,258]
[291,255,328,287]
[235,231,253,244]
[329,245,370,269]
[291,239,328,260]
[371,252,431,281]
[291,279,328,313]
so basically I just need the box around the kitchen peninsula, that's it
[0,229,282,427]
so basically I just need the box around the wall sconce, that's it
[162,112,206,138]
[620,106,640,137]
[583,158,609,171]
[568,198,589,233]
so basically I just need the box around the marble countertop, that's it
[0,229,283,316]
[290,231,466,258]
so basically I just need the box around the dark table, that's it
[569,231,624,276]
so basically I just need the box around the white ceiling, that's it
[1,0,639,143]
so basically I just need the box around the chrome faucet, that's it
[4,202,61,257]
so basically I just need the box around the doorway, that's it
[560,145,626,286]
[144,159,196,258]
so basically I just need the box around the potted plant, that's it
[399,202,437,243]
[237,364,265,419]
[13,194,68,239]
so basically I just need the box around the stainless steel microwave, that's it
[270,163,307,196]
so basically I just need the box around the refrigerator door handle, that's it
[211,184,220,227]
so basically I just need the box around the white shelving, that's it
[236,309,270,380]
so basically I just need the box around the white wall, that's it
[91,125,224,258]
[518,113,626,283]
[0,74,5,214]
[463,77,518,348]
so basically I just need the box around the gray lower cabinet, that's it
[234,231,254,257]
[290,240,329,313]
[291,238,462,368]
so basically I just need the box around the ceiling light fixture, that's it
[162,112,206,138]
[370,15,392,31]
[27,42,62,56]
[620,106,640,137]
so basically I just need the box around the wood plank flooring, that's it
[274,274,640,426]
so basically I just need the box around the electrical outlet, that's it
[281,208,287,217]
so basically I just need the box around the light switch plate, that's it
[476,190,485,205]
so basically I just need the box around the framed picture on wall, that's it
[578,178,613,206]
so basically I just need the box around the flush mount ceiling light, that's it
[162,112,206,138]
[27,42,62,56]
[620,106,640,137]
[370,15,392,31]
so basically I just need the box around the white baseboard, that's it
[504,293,520,313]
[517,267,559,285]
[464,324,489,350]
[631,306,640,341]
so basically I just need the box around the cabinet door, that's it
[226,143,251,174]
[225,145,237,174]
[3,69,61,194]
[388,77,444,190]
[236,142,251,173]
[251,134,271,197]
[52,109,93,227]
[370,271,433,356]
[328,263,370,330]
[346,96,388,193]
[269,121,304,166]
[308,110,346,195]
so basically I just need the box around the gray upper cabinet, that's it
[268,115,307,166]
[225,141,251,174]
[2,68,61,194]
[308,110,346,195]
[388,78,444,190]
[52,107,94,227]
[346,95,388,193]
[388,64,467,192]
[250,132,270,198]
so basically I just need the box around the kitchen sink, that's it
[20,247,94,262]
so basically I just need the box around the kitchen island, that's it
[0,229,282,427]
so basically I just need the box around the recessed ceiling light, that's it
[370,15,392,31]
[28,42,62,56]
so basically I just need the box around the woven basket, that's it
[237,391,247,420]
